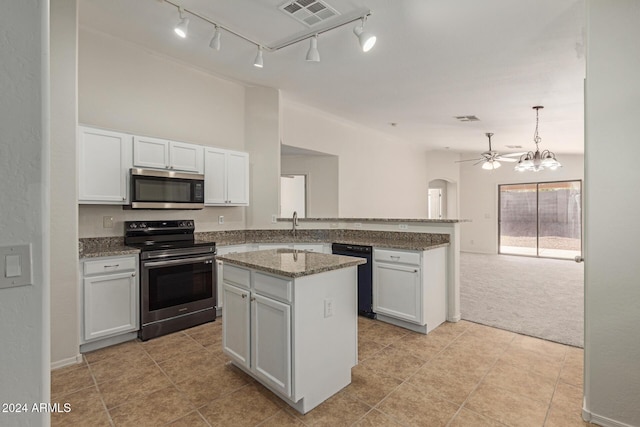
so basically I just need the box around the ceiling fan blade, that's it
[499,152,527,158]
[495,156,518,162]
[473,159,487,166]
[455,157,483,163]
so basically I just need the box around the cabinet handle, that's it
[131,272,136,277]
[250,297,255,302]
[390,256,400,260]
[241,294,247,299]
[413,269,418,273]
[104,264,119,268]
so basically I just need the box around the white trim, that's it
[50,354,83,371]
[582,408,635,427]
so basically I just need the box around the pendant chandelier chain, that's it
[533,106,542,149]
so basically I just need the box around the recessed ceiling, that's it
[78,0,585,154]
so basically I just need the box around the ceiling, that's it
[78,0,585,155]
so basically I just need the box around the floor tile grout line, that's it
[442,328,516,427]
[542,347,570,426]
[84,355,116,427]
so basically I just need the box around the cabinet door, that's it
[252,293,291,397]
[222,283,251,368]
[169,141,203,173]
[374,262,422,324]
[226,151,249,205]
[83,271,138,341]
[78,127,132,204]
[204,148,227,205]
[133,135,169,169]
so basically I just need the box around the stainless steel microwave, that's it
[129,168,205,209]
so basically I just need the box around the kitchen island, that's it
[216,249,365,414]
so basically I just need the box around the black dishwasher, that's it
[332,243,375,319]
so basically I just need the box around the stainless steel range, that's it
[125,220,216,341]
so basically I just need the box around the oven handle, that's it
[142,255,214,268]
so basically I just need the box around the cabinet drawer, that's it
[254,272,292,303]
[374,249,420,265]
[223,264,251,289]
[84,256,137,275]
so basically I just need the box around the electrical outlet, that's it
[353,223,362,228]
[218,215,224,225]
[103,216,114,229]
[324,298,334,318]
[271,214,278,224]
[398,224,408,230]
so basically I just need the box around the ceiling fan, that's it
[457,133,525,170]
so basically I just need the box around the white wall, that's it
[51,0,80,369]
[0,0,50,424]
[459,153,584,254]
[584,1,640,425]
[282,101,428,218]
[281,154,339,217]
[245,86,281,228]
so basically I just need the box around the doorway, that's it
[280,174,306,218]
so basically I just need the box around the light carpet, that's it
[460,252,584,348]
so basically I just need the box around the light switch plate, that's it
[0,244,32,289]
[218,215,224,225]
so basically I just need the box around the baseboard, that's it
[50,354,83,371]
[583,408,635,427]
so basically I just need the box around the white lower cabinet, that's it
[81,255,139,346]
[373,247,446,334]
[252,293,292,396]
[222,266,292,397]
[374,262,421,323]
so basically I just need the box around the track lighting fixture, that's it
[253,46,264,68]
[353,17,376,52]
[163,0,374,66]
[173,7,189,38]
[209,26,221,50]
[306,35,320,62]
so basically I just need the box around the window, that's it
[499,180,582,259]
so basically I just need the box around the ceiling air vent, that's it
[280,0,340,27]
[454,115,480,122]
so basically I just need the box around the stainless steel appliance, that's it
[129,168,205,210]
[331,243,375,318]
[125,220,216,340]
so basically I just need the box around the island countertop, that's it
[217,249,366,278]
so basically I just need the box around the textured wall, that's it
[0,0,49,424]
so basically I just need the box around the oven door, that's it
[141,253,216,326]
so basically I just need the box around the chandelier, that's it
[515,106,561,172]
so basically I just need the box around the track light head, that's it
[306,35,320,62]
[254,46,264,68]
[209,26,221,50]
[353,18,376,52]
[174,8,189,38]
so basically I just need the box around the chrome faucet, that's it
[292,211,298,237]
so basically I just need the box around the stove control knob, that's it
[140,223,146,229]
[187,221,193,228]
[178,221,185,228]
[129,223,137,229]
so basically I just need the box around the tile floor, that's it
[51,318,594,426]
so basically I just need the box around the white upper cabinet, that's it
[78,126,132,204]
[204,148,249,206]
[133,135,203,173]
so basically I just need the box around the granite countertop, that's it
[79,229,451,259]
[217,249,366,278]
[277,217,470,223]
